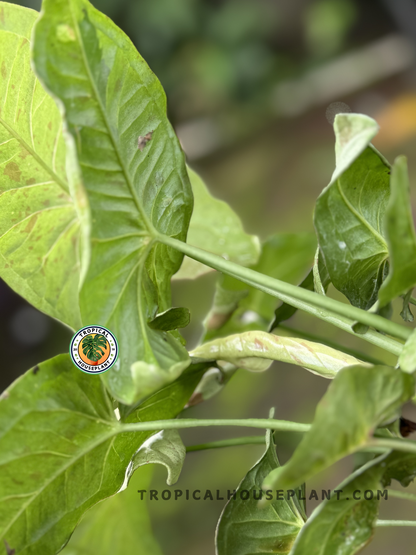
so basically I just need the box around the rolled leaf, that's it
[191,330,367,379]
[33,0,193,404]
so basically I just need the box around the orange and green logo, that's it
[70,326,118,374]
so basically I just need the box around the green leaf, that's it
[204,234,316,340]
[192,330,367,379]
[61,466,163,555]
[400,289,414,323]
[270,269,314,330]
[204,276,248,331]
[215,429,304,555]
[313,248,330,296]
[314,114,390,310]
[378,156,416,307]
[0,354,205,555]
[0,2,83,330]
[290,455,387,555]
[174,167,260,279]
[399,328,416,373]
[130,429,185,486]
[32,0,193,404]
[262,365,414,491]
[148,307,190,331]
[381,450,416,488]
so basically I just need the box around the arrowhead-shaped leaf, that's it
[0,355,205,555]
[215,429,304,555]
[314,114,390,310]
[32,0,194,404]
[0,2,82,330]
[262,365,414,491]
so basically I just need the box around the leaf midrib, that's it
[68,0,156,238]
[0,116,69,194]
[336,178,388,252]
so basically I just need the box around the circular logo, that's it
[70,326,118,374]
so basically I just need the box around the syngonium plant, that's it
[1,1,416,554]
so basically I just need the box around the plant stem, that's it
[388,490,416,503]
[121,418,310,434]
[410,297,416,306]
[369,438,416,454]
[277,324,384,365]
[159,235,407,354]
[376,520,416,527]
[186,436,265,452]
[186,435,388,453]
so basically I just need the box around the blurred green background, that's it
[2,0,416,553]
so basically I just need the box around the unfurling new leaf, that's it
[191,330,367,379]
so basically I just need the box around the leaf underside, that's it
[32,0,194,404]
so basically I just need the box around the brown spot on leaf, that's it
[32,365,40,375]
[4,540,15,555]
[0,6,4,25]
[24,215,38,234]
[19,148,30,159]
[48,121,52,130]
[254,338,265,349]
[4,161,21,182]
[42,199,50,207]
[138,131,154,151]
[1,61,6,79]
[26,178,36,185]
